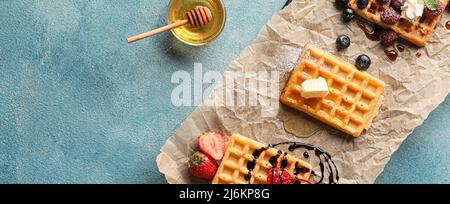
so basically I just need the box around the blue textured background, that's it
[0,0,449,184]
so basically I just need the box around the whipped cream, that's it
[401,0,425,20]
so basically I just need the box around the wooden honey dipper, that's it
[127,6,213,43]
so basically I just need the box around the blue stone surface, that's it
[0,0,448,184]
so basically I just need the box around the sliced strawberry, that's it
[198,131,225,160]
[188,151,218,180]
[266,167,295,184]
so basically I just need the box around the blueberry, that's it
[377,0,389,4]
[335,0,349,8]
[343,8,356,22]
[355,55,371,70]
[357,0,369,9]
[336,34,351,50]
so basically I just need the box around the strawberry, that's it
[266,167,295,184]
[188,151,218,180]
[198,131,225,160]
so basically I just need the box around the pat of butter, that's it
[300,77,329,99]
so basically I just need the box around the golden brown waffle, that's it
[347,0,449,47]
[280,44,385,137]
[211,134,312,184]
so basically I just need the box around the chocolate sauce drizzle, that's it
[245,146,269,183]
[303,151,310,159]
[246,141,339,184]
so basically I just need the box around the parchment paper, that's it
[157,0,450,184]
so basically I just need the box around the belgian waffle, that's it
[211,134,312,184]
[280,44,385,137]
[347,0,449,47]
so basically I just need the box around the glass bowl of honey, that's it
[167,0,226,46]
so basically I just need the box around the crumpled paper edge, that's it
[157,0,450,184]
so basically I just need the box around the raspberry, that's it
[381,7,401,25]
[424,0,444,17]
[267,167,294,184]
[380,29,398,46]
[390,0,406,11]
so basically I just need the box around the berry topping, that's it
[336,34,351,50]
[390,0,406,11]
[381,7,401,25]
[198,131,226,160]
[335,0,350,8]
[355,55,371,70]
[343,8,356,22]
[377,0,390,4]
[267,167,295,184]
[188,151,218,180]
[380,29,398,46]
[423,0,444,17]
[357,0,369,9]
